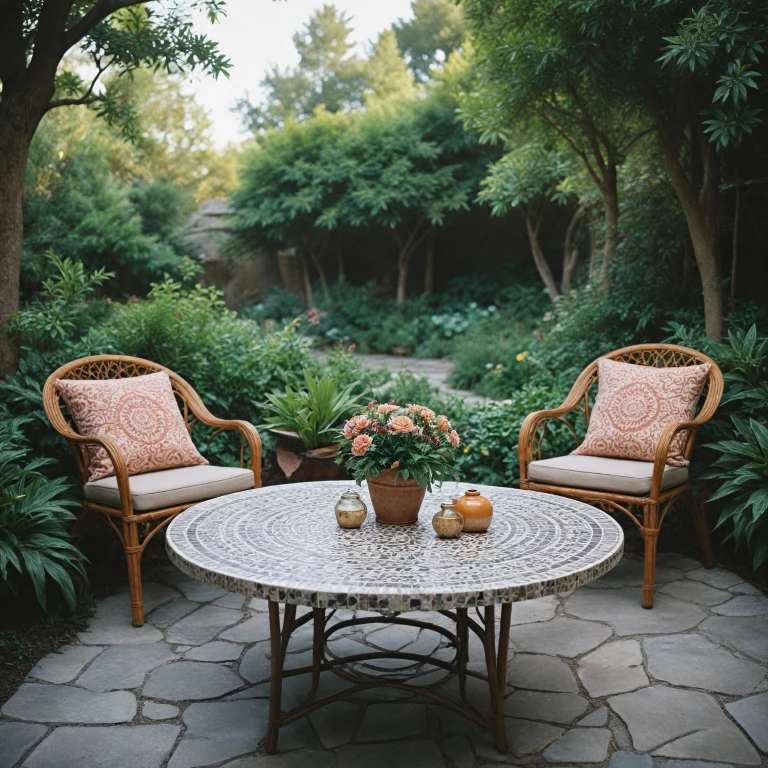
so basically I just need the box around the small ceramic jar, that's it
[334,490,368,529]
[432,502,464,539]
[454,489,493,532]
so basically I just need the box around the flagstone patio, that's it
[2,554,767,768]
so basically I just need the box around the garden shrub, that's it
[455,383,572,487]
[665,322,768,570]
[448,318,537,396]
[0,408,86,612]
[374,370,467,423]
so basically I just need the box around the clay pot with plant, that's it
[337,402,461,525]
[261,370,361,484]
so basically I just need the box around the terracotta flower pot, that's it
[367,469,426,526]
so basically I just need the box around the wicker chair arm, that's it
[183,392,263,483]
[59,430,134,514]
[649,417,705,497]
[518,402,584,480]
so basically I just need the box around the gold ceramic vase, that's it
[432,502,464,539]
[334,490,368,529]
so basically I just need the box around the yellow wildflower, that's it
[481,449,489,456]
[516,350,531,362]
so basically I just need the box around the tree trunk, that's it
[337,243,344,283]
[396,253,409,304]
[299,253,314,306]
[562,202,587,294]
[393,217,429,304]
[665,155,722,339]
[524,213,559,301]
[599,165,619,287]
[648,98,724,340]
[306,246,330,299]
[423,229,434,294]
[587,213,599,281]
[730,176,740,314]
[0,110,35,378]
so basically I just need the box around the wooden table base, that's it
[264,601,512,754]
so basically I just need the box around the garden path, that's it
[2,554,767,767]
[322,352,488,406]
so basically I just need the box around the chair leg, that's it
[71,507,93,546]
[122,521,145,627]
[642,503,660,610]
[686,491,714,569]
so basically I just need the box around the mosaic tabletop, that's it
[166,481,624,612]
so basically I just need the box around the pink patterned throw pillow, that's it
[55,372,208,482]
[574,358,711,467]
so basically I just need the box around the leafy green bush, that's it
[455,383,572,487]
[90,278,314,415]
[449,319,537,396]
[0,411,86,611]
[704,416,768,569]
[12,252,113,351]
[374,370,467,424]
[244,286,305,325]
[696,326,768,570]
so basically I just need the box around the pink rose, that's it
[406,404,423,414]
[436,415,451,433]
[377,403,400,415]
[449,429,460,447]
[389,415,415,434]
[351,434,373,456]
[344,415,370,439]
[420,408,435,423]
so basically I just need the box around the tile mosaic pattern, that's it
[166,482,623,612]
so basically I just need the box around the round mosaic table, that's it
[167,481,624,754]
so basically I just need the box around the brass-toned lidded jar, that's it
[335,490,368,529]
[432,501,464,539]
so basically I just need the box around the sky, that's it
[188,0,415,147]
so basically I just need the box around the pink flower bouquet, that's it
[337,401,461,490]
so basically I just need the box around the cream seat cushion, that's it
[85,465,255,511]
[528,455,688,495]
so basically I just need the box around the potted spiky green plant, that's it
[261,370,361,483]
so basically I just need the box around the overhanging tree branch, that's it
[64,0,155,49]
[46,55,113,111]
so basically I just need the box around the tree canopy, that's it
[393,0,467,82]
[231,92,487,303]
[236,4,367,132]
[0,0,231,376]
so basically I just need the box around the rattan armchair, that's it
[518,343,723,609]
[43,355,262,626]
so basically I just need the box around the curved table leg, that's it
[265,599,283,753]
[265,602,513,755]
[483,604,511,754]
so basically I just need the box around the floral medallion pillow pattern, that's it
[55,372,208,482]
[573,358,711,467]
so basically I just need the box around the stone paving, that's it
[316,352,488,406]
[2,554,767,768]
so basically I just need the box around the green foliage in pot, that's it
[262,370,362,450]
[338,402,461,491]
